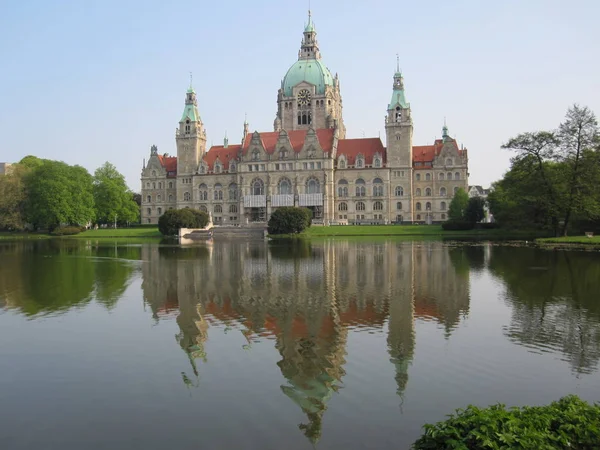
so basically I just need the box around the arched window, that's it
[252,149,260,161]
[446,158,453,166]
[396,202,402,210]
[338,179,348,197]
[441,201,447,211]
[157,194,162,202]
[417,214,421,221]
[157,207,162,215]
[338,157,347,169]
[146,208,151,215]
[441,213,446,220]
[229,204,238,213]
[214,183,223,201]
[153,182,156,189]
[306,178,320,194]
[278,178,292,195]
[200,165,206,174]
[278,148,288,160]
[355,155,364,168]
[338,202,348,211]
[214,204,222,213]
[230,161,236,172]
[373,201,384,211]
[447,172,452,180]
[214,163,222,174]
[355,179,366,197]
[454,172,460,180]
[454,187,459,195]
[373,178,384,197]
[425,173,431,181]
[228,183,238,200]
[425,188,432,196]
[146,182,150,188]
[199,183,208,201]
[147,195,151,203]
[169,181,173,189]
[152,170,156,177]
[356,201,366,211]
[416,202,422,211]
[426,202,432,211]
[440,187,447,197]
[199,205,207,213]
[395,186,404,196]
[416,188,421,196]
[416,173,421,181]
[252,178,264,195]
[158,182,163,189]
[373,156,382,168]
[169,194,173,202]
[439,173,445,181]
[184,192,191,201]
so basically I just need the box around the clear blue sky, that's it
[1,0,599,190]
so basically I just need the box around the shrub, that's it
[477,222,499,230]
[158,208,206,236]
[50,226,82,236]
[413,395,600,450]
[442,220,474,231]
[268,207,311,235]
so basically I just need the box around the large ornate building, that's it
[141,12,469,225]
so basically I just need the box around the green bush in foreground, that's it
[413,395,600,450]
[158,208,209,236]
[268,207,312,235]
[50,226,83,236]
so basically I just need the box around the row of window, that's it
[337,201,447,212]
[146,181,175,189]
[415,172,461,181]
[338,156,382,169]
[338,213,448,221]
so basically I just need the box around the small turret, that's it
[442,119,449,141]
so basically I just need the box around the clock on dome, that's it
[298,89,311,105]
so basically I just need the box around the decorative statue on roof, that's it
[150,145,158,155]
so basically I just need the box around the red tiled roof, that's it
[242,128,335,154]
[203,144,242,171]
[337,138,385,166]
[157,155,177,173]
[412,139,467,167]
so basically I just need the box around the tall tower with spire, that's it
[275,11,345,137]
[176,79,206,180]
[385,59,413,168]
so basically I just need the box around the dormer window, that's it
[338,157,346,169]
[374,154,382,168]
[199,164,206,174]
[230,161,236,172]
[252,149,260,161]
[355,155,364,169]
[215,163,222,174]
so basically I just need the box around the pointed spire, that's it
[305,8,315,32]
[396,54,400,74]
[224,130,229,148]
[187,72,195,93]
[442,118,449,141]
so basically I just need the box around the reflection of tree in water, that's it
[0,240,136,316]
[489,247,600,375]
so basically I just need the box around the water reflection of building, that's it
[140,240,471,444]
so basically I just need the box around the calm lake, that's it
[1,239,599,449]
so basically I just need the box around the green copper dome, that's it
[282,58,334,97]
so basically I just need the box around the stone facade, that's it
[141,13,469,226]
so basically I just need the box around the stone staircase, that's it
[211,226,267,240]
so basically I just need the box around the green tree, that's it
[555,105,599,235]
[158,208,207,236]
[24,160,95,230]
[448,188,469,221]
[267,207,311,235]
[0,164,28,230]
[464,197,485,224]
[93,162,139,226]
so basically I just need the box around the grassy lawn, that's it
[73,228,162,238]
[537,235,600,245]
[0,232,51,240]
[302,225,545,238]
